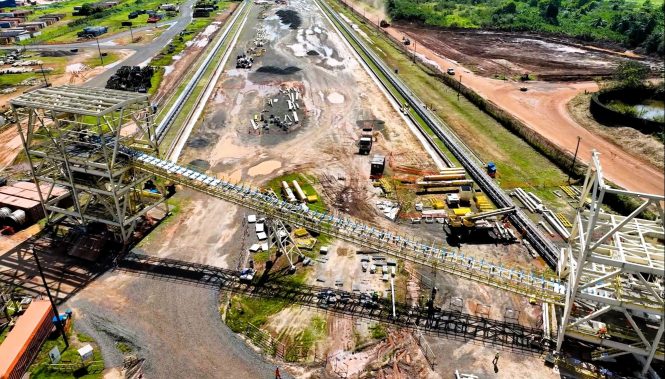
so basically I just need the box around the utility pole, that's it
[413,41,417,63]
[567,136,581,184]
[33,246,68,348]
[457,76,462,101]
[38,64,49,87]
[96,37,104,65]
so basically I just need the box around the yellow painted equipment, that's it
[431,198,446,209]
[378,178,394,195]
[555,212,573,228]
[423,174,466,181]
[306,195,318,203]
[293,228,309,238]
[474,194,494,211]
[452,207,472,216]
[560,185,577,199]
[446,206,516,230]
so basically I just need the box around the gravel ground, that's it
[67,269,291,378]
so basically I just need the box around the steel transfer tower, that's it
[557,152,664,376]
[11,86,168,243]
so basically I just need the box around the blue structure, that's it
[0,0,17,8]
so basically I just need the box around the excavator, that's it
[444,206,517,242]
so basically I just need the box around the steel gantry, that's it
[557,151,664,376]
[11,86,168,243]
[130,152,567,304]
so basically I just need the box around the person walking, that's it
[275,366,282,379]
[492,352,500,365]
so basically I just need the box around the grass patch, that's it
[265,172,327,213]
[28,331,104,379]
[283,316,327,362]
[23,0,181,44]
[225,295,288,332]
[82,51,122,68]
[76,332,95,343]
[148,66,165,95]
[369,323,387,340]
[385,0,664,56]
[115,342,132,354]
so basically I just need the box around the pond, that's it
[634,99,665,122]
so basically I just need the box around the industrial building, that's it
[0,300,54,379]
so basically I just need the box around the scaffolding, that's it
[557,151,664,376]
[11,86,168,243]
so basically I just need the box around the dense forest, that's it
[386,0,664,56]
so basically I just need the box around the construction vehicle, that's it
[444,206,516,241]
[358,125,373,154]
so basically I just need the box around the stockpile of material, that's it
[511,188,543,213]
[416,168,471,193]
[105,66,155,93]
[258,87,302,133]
[376,200,400,220]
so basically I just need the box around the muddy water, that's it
[247,159,282,176]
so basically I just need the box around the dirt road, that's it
[343,0,664,196]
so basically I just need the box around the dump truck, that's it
[358,126,373,155]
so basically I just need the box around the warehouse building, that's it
[0,300,54,379]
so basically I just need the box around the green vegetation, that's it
[0,52,121,90]
[21,0,178,44]
[115,342,132,354]
[386,0,664,56]
[75,332,95,343]
[82,51,122,68]
[28,332,104,379]
[282,316,326,362]
[148,66,165,95]
[225,295,288,332]
[611,60,651,89]
[0,327,9,344]
[265,173,328,213]
[369,323,388,339]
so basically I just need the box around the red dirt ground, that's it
[344,0,664,196]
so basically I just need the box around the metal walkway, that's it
[129,151,567,305]
[116,251,549,352]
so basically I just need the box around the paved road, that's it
[1,0,198,88]
[85,0,197,87]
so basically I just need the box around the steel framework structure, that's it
[11,86,167,243]
[557,152,664,376]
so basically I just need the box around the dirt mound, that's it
[256,66,301,75]
[276,9,301,29]
[40,50,77,57]
[188,159,210,171]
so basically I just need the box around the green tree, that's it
[613,61,650,89]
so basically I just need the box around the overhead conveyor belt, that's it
[128,150,567,305]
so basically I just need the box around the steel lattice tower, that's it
[11,85,167,243]
[557,151,664,376]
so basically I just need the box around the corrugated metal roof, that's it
[0,300,53,377]
[10,85,149,116]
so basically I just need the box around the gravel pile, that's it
[276,9,301,29]
[256,65,301,75]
